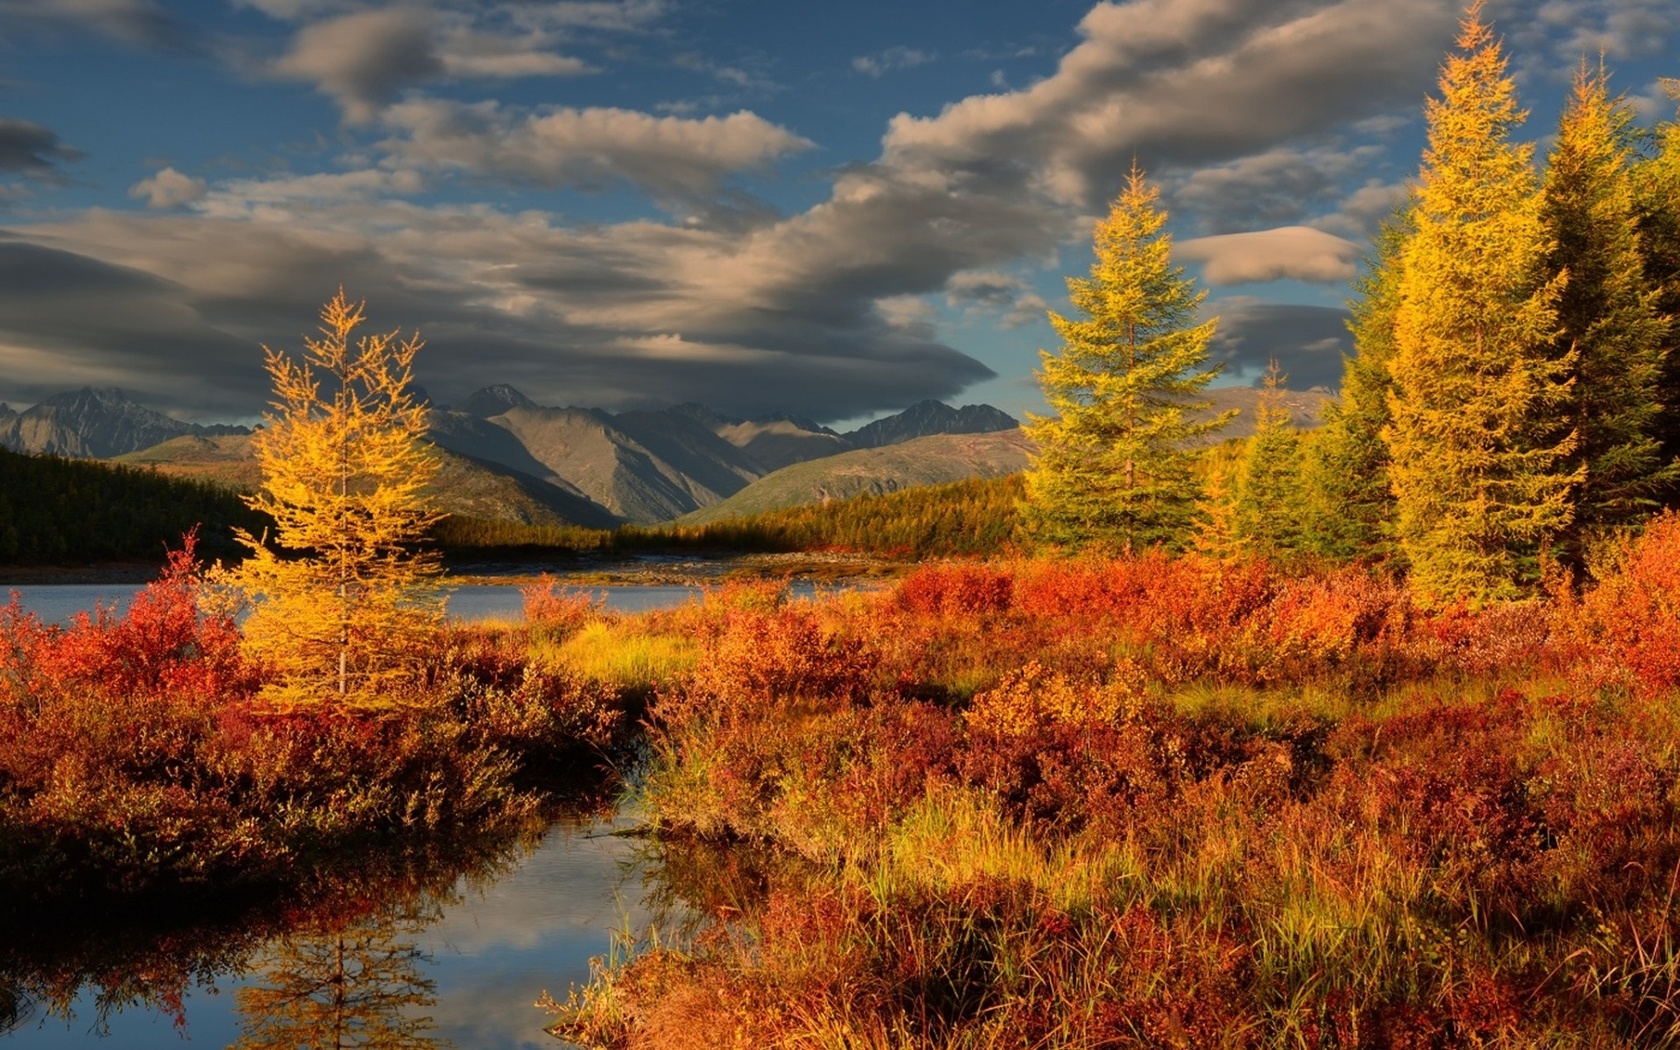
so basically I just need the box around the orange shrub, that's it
[1573,511,1680,695]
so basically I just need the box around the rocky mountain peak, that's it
[463,384,540,417]
[845,400,1018,450]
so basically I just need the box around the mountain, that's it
[679,429,1035,525]
[0,388,248,459]
[115,433,624,530]
[18,384,1032,527]
[846,400,1019,449]
[1193,386,1334,441]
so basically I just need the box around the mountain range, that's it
[5,385,1331,528]
[6,386,1024,526]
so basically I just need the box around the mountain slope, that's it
[680,429,1034,524]
[115,433,624,530]
[0,388,247,458]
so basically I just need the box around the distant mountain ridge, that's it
[423,387,1021,523]
[0,388,248,459]
[16,385,1023,527]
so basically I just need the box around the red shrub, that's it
[895,563,1014,618]
[1575,511,1680,695]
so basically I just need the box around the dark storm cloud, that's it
[0,207,997,422]
[0,238,255,417]
[1206,297,1351,390]
[0,117,81,179]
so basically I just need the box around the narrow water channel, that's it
[0,580,707,1049]
[3,817,650,1049]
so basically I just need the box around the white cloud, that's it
[1176,226,1363,285]
[128,167,207,208]
[853,46,935,78]
[378,100,813,203]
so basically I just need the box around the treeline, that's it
[1183,28,1680,601]
[0,447,265,564]
[434,474,1025,560]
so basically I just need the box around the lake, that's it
[1,580,832,626]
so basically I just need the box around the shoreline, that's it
[2,550,912,589]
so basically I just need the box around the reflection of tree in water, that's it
[0,822,541,1039]
[233,901,448,1050]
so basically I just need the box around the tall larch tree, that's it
[1632,80,1680,504]
[1023,164,1233,551]
[1384,4,1579,603]
[1541,64,1675,553]
[220,290,444,711]
[1300,208,1411,563]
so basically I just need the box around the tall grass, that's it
[549,514,1680,1048]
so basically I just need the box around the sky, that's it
[0,0,1676,427]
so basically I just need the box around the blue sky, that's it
[0,0,1676,425]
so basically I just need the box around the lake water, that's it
[2,819,650,1049]
[0,582,704,626]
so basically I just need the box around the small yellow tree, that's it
[223,289,443,711]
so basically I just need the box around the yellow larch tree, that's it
[222,289,443,711]
[1384,3,1579,603]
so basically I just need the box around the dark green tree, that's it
[1632,79,1680,506]
[1300,209,1411,563]
[1541,64,1675,552]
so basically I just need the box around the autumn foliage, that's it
[551,524,1680,1048]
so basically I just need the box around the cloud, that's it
[881,0,1460,211]
[0,0,191,50]
[378,100,812,205]
[1176,226,1363,285]
[946,271,1049,328]
[0,193,1003,420]
[273,7,447,123]
[128,167,207,209]
[1517,0,1680,66]
[0,117,82,179]
[1167,145,1383,235]
[853,47,935,78]
[1206,296,1351,388]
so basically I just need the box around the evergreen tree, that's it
[1191,440,1244,562]
[1541,64,1675,551]
[217,290,443,710]
[1300,208,1410,563]
[1233,359,1304,560]
[1632,80,1680,503]
[1023,164,1233,551]
[1384,4,1579,603]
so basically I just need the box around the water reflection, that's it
[1,816,643,1049]
[232,902,442,1050]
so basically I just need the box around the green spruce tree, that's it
[1023,164,1233,551]
[1233,359,1305,561]
[1300,208,1411,563]
[1632,79,1680,505]
[1541,63,1675,551]
[1384,4,1579,603]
